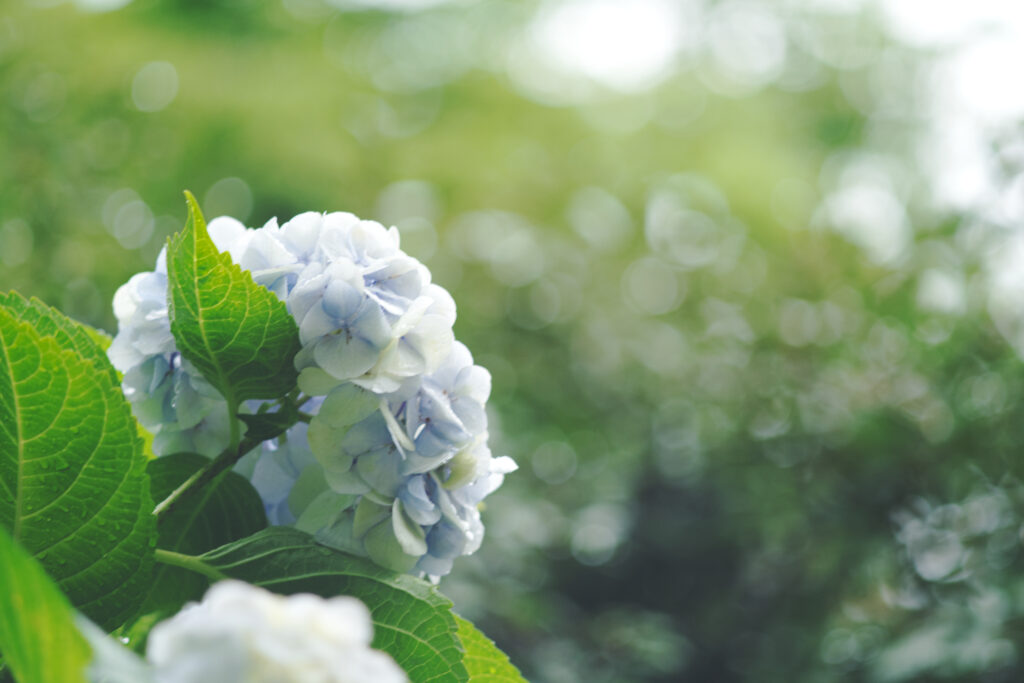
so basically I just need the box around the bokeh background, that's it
[5,0,1024,680]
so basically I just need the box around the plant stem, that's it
[153,435,259,520]
[152,395,260,521]
[227,396,241,454]
[154,549,227,581]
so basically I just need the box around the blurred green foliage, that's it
[4,0,1024,681]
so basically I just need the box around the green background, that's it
[3,1,1024,680]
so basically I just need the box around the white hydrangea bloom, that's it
[147,581,406,683]
[110,208,514,576]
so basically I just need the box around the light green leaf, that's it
[140,453,267,613]
[0,302,155,629]
[199,527,469,683]
[454,615,526,683]
[165,191,301,404]
[0,526,91,683]
[82,325,113,353]
[0,292,116,385]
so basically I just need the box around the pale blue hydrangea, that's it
[236,415,320,526]
[109,243,233,457]
[278,341,517,576]
[200,211,457,395]
[280,212,456,395]
[147,581,406,683]
[110,209,513,577]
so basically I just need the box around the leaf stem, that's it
[154,549,227,582]
[152,435,259,520]
[227,397,241,454]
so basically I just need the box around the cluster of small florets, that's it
[147,581,406,683]
[109,211,515,576]
[108,247,231,458]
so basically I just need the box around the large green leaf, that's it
[199,527,469,683]
[140,452,267,612]
[165,191,301,405]
[0,526,90,683]
[0,292,116,385]
[0,303,155,629]
[454,615,526,683]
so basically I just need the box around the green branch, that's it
[153,549,227,582]
[227,397,241,454]
[152,433,260,520]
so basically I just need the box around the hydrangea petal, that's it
[313,334,381,380]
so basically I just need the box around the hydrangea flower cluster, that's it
[108,247,232,458]
[109,210,515,576]
[147,581,406,683]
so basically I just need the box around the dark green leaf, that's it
[238,402,299,442]
[140,453,267,613]
[165,191,301,404]
[454,615,526,683]
[0,303,155,629]
[201,527,469,683]
[0,526,91,683]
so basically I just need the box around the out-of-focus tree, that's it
[4,0,1024,680]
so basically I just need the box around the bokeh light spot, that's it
[622,257,682,316]
[0,219,34,267]
[132,61,179,113]
[530,0,685,92]
[203,177,254,223]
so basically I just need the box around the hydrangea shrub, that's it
[0,193,524,683]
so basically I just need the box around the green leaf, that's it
[0,292,116,385]
[0,526,91,683]
[165,191,301,405]
[200,527,469,683]
[0,303,155,629]
[454,615,526,683]
[237,401,299,442]
[82,325,113,353]
[140,453,267,613]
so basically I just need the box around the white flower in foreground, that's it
[147,581,406,683]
